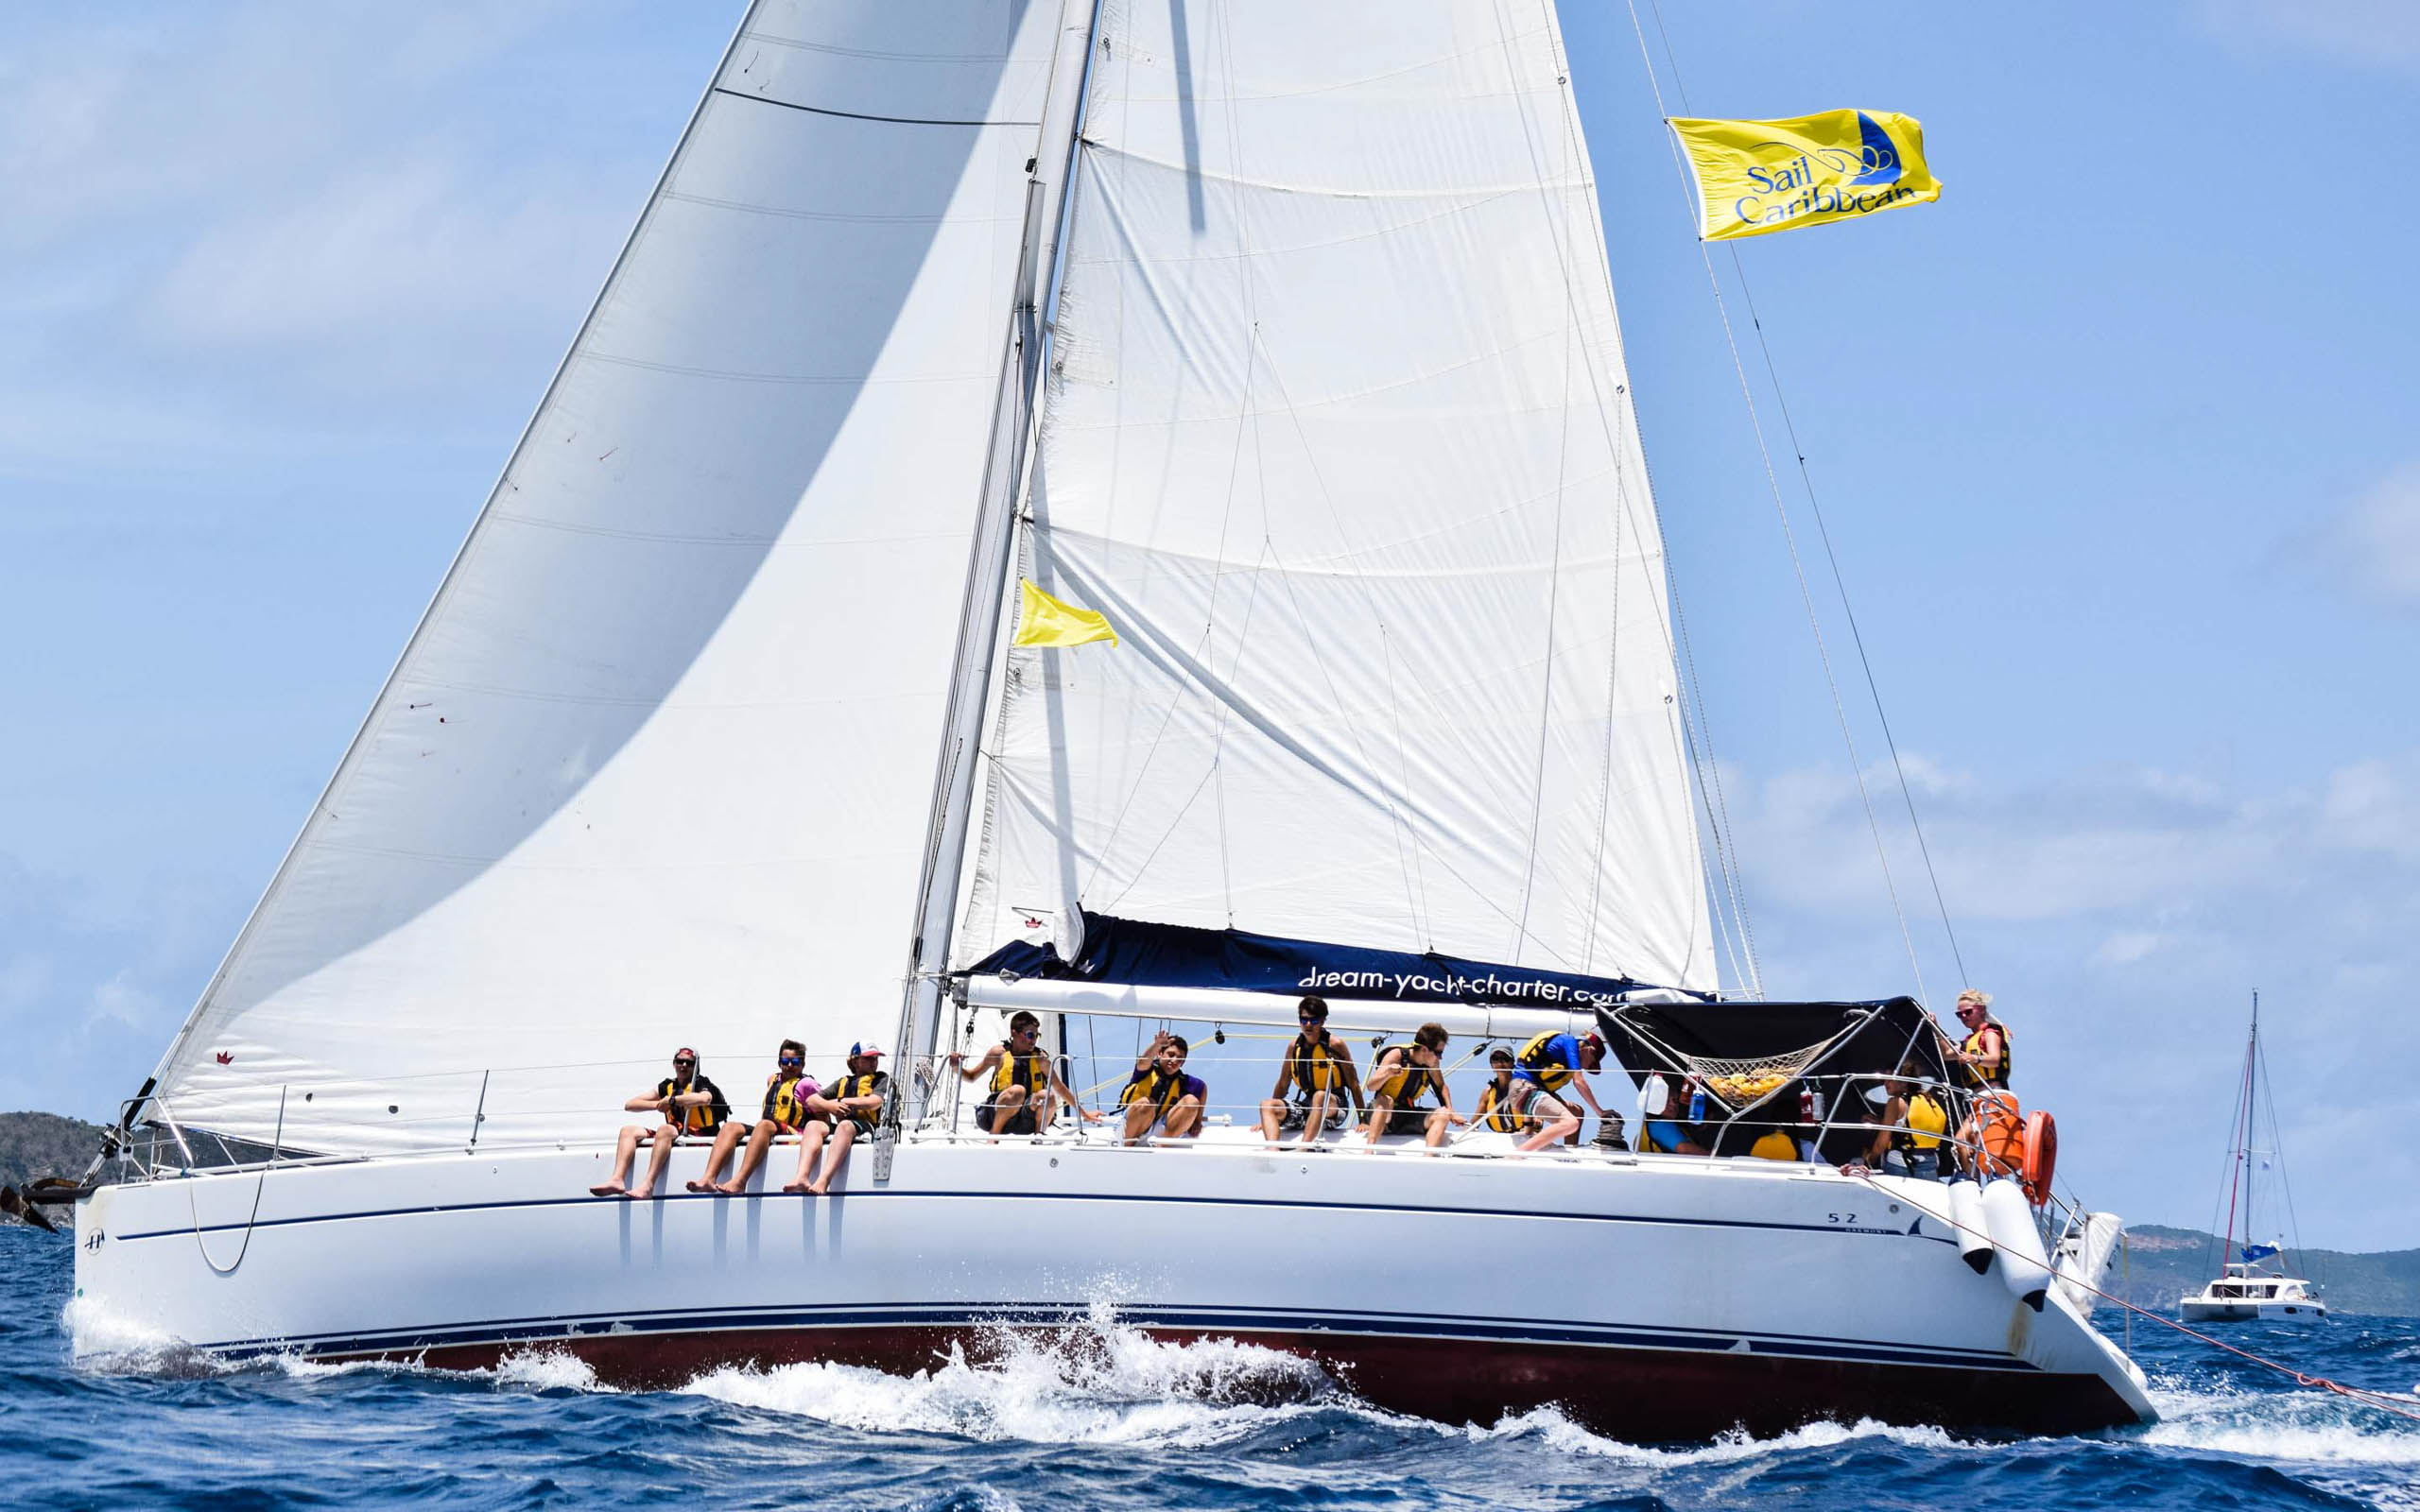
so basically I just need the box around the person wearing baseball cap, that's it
[589,1047,730,1198]
[786,1040,890,1196]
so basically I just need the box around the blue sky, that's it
[3,3,2414,1248]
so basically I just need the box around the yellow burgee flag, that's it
[1668,110,1940,242]
[1013,578,1119,649]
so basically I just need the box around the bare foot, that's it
[780,1179,809,1194]
[713,1181,747,1195]
[589,1182,625,1197]
[627,1186,654,1200]
[683,1179,716,1194]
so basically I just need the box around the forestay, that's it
[959,0,1715,990]
[146,1,1080,1155]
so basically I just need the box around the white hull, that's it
[2180,1296,2327,1323]
[73,1137,2152,1439]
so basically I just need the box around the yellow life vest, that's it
[1476,1080,1526,1134]
[1287,1032,1345,1096]
[1897,1091,1947,1151]
[1119,1066,1193,1117]
[1515,1032,1575,1091]
[1958,1019,2013,1090]
[1369,1047,1438,1108]
[1749,1128,1798,1161]
[657,1074,722,1135]
[760,1074,808,1130]
[826,1071,888,1129]
[990,1048,1050,1097]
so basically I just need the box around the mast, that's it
[2221,990,2256,1268]
[893,0,1104,1106]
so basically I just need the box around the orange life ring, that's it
[2021,1108,2058,1207]
[1961,1090,2026,1178]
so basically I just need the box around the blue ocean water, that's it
[7,1227,2414,1510]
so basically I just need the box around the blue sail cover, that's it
[2239,1243,2281,1263]
[963,911,1689,1011]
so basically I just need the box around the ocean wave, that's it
[678,1302,1337,1447]
[2142,1383,2420,1465]
[1461,1402,1972,1465]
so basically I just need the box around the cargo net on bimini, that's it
[1622,1025,1862,1114]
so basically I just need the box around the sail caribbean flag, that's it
[1668,111,1940,242]
[1013,578,1119,649]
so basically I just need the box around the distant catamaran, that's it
[2180,995,2325,1323]
[68,1,2151,1437]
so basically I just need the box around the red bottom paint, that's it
[389,1324,2136,1441]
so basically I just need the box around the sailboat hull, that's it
[72,1140,2151,1440]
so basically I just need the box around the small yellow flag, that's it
[1013,578,1119,649]
[1668,110,1940,242]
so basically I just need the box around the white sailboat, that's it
[2180,996,2325,1323]
[68,1,2152,1438]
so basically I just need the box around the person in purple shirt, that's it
[688,1039,814,1194]
[1118,1030,1207,1144]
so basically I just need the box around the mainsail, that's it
[146,1,1084,1154]
[957,0,1714,991]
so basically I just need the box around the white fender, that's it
[1982,1177,2053,1311]
[2053,1211,2123,1311]
[1947,1178,1992,1275]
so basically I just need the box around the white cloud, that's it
[2192,0,2420,72]
[2304,462,2420,609]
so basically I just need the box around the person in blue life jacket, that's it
[1362,1022,1465,1148]
[1259,996,1367,1146]
[1472,1047,1579,1145]
[1510,1029,1610,1153]
[950,1010,1101,1136]
[1118,1030,1207,1144]
[689,1039,815,1194]
[588,1047,731,1198]
[786,1040,890,1195]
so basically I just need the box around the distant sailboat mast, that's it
[2220,991,2259,1269]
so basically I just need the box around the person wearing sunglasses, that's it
[589,1047,731,1198]
[1362,1022,1463,1149]
[689,1039,817,1194]
[950,1010,1100,1136]
[1258,996,1366,1146]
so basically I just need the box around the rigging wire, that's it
[1640,0,1967,986]
[1618,0,1928,1002]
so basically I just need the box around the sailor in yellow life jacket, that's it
[950,1010,1103,1136]
[1948,988,2012,1091]
[788,1040,892,1196]
[1259,996,1366,1146]
[1119,1030,1207,1144]
[690,1039,813,1195]
[1848,1065,1946,1181]
[1511,1028,1610,1153]
[1363,1022,1463,1149]
[589,1047,732,1200]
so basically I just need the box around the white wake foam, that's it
[1461,1403,1970,1466]
[2142,1383,2420,1466]
[492,1348,612,1393]
[679,1301,1334,1447]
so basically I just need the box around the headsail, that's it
[959,0,1715,990]
[147,1,1081,1154]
